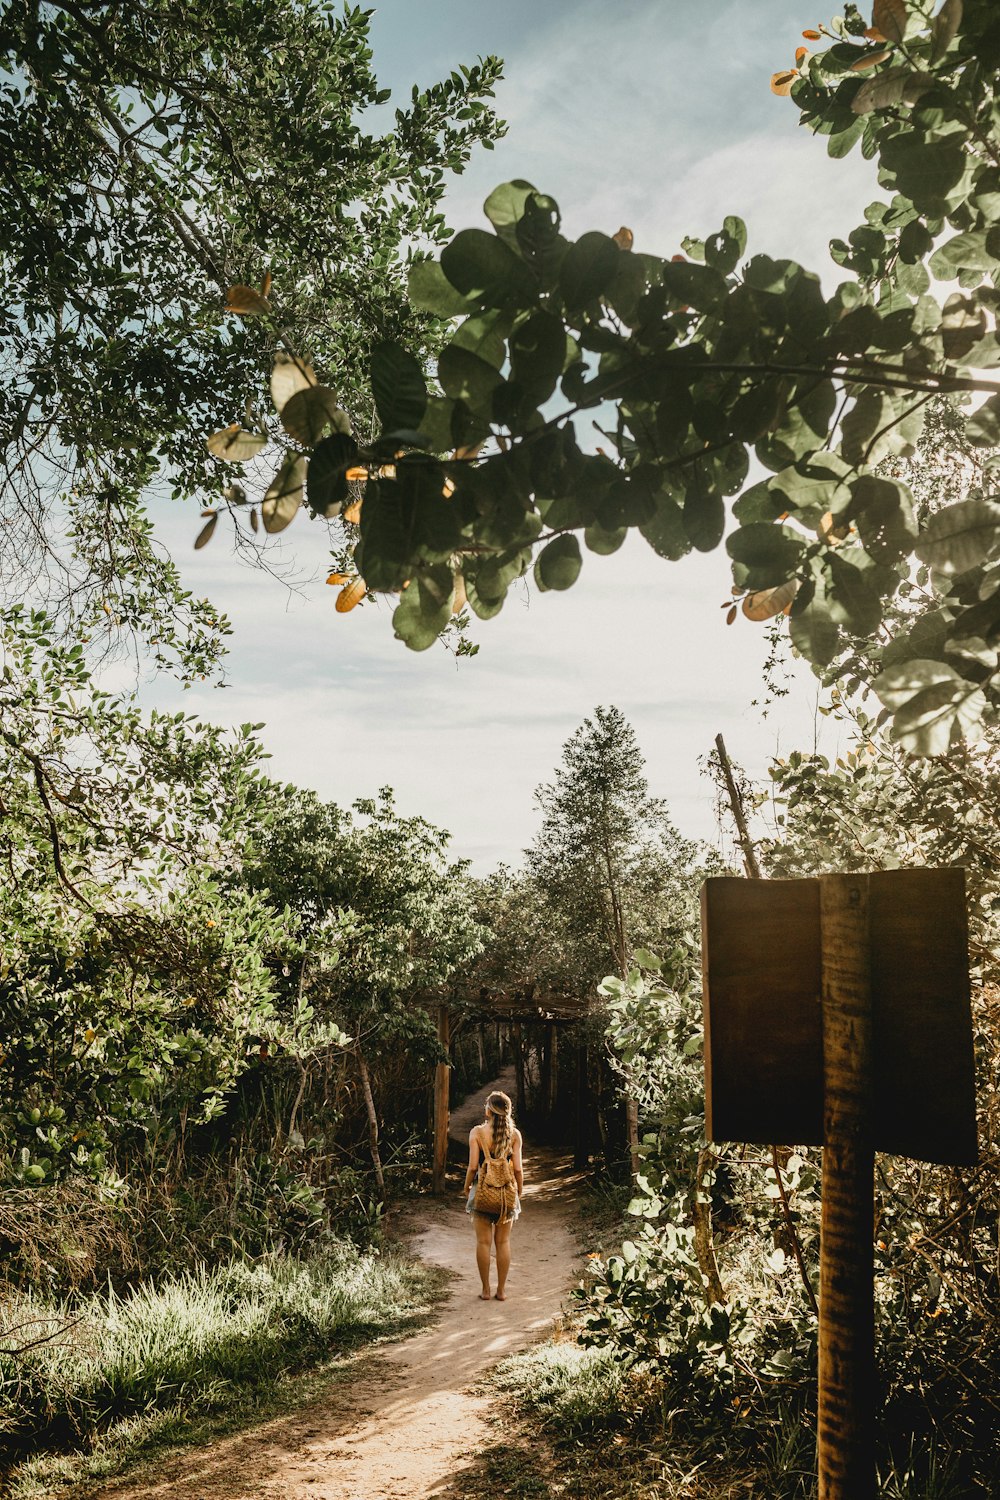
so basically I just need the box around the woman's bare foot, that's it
[494,1291,506,1301]
[479,1291,491,1300]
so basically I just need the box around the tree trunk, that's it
[512,1021,527,1117]
[714,732,762,879]
[625,1095,641,1181]
[355,1046,385,1200]
[691,1145,726,1306]
[432,1006,450,1195]
[476,1024,486,1075]
[818,874,875,1500]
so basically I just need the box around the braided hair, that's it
[485,1090,514,1160]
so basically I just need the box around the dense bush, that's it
[0,1241,435,1477]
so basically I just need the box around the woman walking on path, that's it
[463,1089,523,1301]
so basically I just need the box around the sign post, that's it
[817,874,875,1500]
[701,868,976,1500]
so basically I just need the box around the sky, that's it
[142,1,881,872]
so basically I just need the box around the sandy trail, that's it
[95,1071,581,1500]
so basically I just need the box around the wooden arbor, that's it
[431,984,594,1193]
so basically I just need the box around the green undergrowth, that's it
[1,1242,445,1497]
[477,1338,970,1500]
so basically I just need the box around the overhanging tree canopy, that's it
[206,0,1000,754]
[0,0,503,675]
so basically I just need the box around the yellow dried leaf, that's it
[770,69,799,95]
[206,425,267,463]
[261,270,273,298]
[726,604,738,625]
[452,573,467,615]
[612,226,634,251]
[335,577,367,613]
[742,579,799,622]
[442,476,456,499]
[343,497,363,525]
[802,28,822,38]
[270,352,317,414]
[851,48,892,68]
[224,284,271,316]
[452,442,485,461]
[345,466,369,483]
[261,453,306,534]
[326,571,349,587]
[872,0,907,44]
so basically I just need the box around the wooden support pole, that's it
[432,1004,451,1196]
[574,1038,589,1169]
[818,874,875,1500]
[547,1024,559,1116]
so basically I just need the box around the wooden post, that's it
[547,1024,559,1116]
[574,1038,589,1169]
[432,1004,451,1196]
[818,874,875,1500]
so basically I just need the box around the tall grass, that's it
[1,1242,434,1470]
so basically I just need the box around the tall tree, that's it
[530,707,700,992]
[0,0,503,674]
[529,707,700,1174]
[242,786,482,1195]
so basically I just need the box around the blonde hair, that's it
[485,1090,514,1159]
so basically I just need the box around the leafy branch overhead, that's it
[207,0,1000,752]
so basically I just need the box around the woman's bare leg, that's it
[494,1219,513,1299]
[474,1214,493,1297]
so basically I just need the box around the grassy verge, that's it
[1,1241,446,1497]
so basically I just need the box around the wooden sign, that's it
[702,868,977,1165]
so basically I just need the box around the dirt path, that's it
[96,1071,582,1500]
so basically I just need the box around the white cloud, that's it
[138,0,864,871]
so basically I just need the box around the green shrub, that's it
[0,1242,431,1468]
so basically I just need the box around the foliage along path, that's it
[95,1070,581,1500]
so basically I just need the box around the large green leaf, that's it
[914,499,1000,575]
[660,259,727,311]
[440,229,536,307]
[849,474,917,563]
[966,394,1000,448]
[438,344,504,411]
[535,534,582,591]
[261,453,306,534]
[639,496,690,560]
[306,432,359,518]
[727,524,804,588]
[392,568,454,651]
[825,553,883,636]
[682,483,725,552]
[280,386,351,447]
[559,232,620,310]
[451,308,511,368]
[355,478,412,592]
[483,179,538,249]
[371,341,428,435]
[408,259,477,317]
[873,659,988,755]
[929,229,1000,279]
[789,600,841,666]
